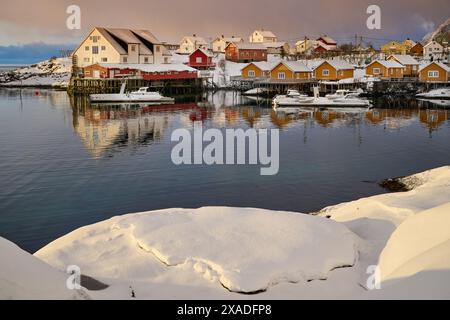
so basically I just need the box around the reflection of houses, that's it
[419,109,449,132]
[74,107,169,158]
[313,110,346,127]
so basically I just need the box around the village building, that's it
[403,39,417,51]
[381,41,408,55]
[240,61,277,78]
[269,61,312,80]
[82,63,198,80]
[313,60,354,81]
[162,42,180,51]
[212,36,244,53]
[188,49,215,69]
[409,42,424,56]
[295,39,317,55]
[249,30,278,43]
[418,61,450,82]
[424,41,445,61]
[72,27,171,74]
[365,60,405,79]
[387,55,420,77]
[316,36,338,51]
[178,35,209,55]
[261,42,290,56]
[225,42,268,63]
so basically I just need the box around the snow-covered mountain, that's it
[423,17,450,44]
[0,57,72,88]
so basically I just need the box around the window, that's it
[164,57,169,64]
[131,45,136,52]
[428,70,439,78]
[390,69,394,75]
[278,72,286,79]
[85,46,89,51]
[218,46,221,52]
[123,57,128,63]
[248,70,256,77]
[92,46,99,54]
[144,57,149,63]
[322,69,330,76]
[373,67,381,75]
[156,46,160,53]
[101,46,106,51]
[196,57,203,63]
[84,58,90,62]
[93,36,98,43]
[101,58,108,62]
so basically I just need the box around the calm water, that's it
[1,88,450,253]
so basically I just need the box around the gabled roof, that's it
[215,36,244,43]
[229,42,267,50]
[276,61,312,73]
[182,36,208,45]
[418,61,450,72]
[241,61,278,72]
[192,48,214,57]
[368,60,405,68]
[318,60,355,70]
[317,36,337,45]
[254,30,277,38]
[424,41,444,48]
[388,55,419,65]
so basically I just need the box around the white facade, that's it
[424,41,444,61]
[212,36,243,53]
[249,30,277,43]
[178,36,209,54]
[295,39,318,54]
[73,27,170,72]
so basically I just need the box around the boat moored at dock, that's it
[416,88,450,99]
[89,83,175,104]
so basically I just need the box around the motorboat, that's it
[416,88,450,99]
[242,88,269,96]
[325,89,364,100]
[90,83,175,103]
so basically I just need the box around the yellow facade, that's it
[241,63,265,78]
[270,63,311,80]
[381,41,408,55]
[366,61,404,78]
[314,62,354,80]
[419,63,450,82]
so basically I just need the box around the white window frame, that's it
[322,69,330,76]
[196,57,203,63]
[278,72,286,80]
[373,67,381,75]
[428,70,439,78]
[248,70,256,78]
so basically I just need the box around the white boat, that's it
[90,83,175,103]
[325,89,364,100]
[416,88,450,99]
[242,88,269,96]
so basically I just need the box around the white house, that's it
[178,35,209,54]
[72,27,171,72]
[424,41,444,61]
[295,39,318,54]
[212,36,244,53]
[249,30,278,43]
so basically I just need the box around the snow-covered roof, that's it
[261,42,288,48]
[388,55,420,65]
[215,36,244,43]
[369,60,405,69]
[418,61,450,72]
[317,36,337,45]
[319,59,355,70]
[97,63,198,73]
[255,30,277,38]
[233,42,267,50]
[424,41,444,48]
[182,36,208,45]
[241,61,278,71]
[275,61,312,73]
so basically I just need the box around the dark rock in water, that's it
[379,177,409,192]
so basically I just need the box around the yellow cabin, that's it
[269,61,312,80]
[241,62,274,78]
[419,62,450,82]
[387,55,420,77]
[314,60,354,81]
[366,60,405,79]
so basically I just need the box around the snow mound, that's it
[378,202,450,283]
[36,207,356,294]
[0,237,89,300]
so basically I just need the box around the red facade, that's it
[83,64,198,80]
[188,49,215,69]
[225,43,267,63]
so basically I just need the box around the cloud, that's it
[413,14,436,33]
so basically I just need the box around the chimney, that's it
[221,35,224,38]
[193,34,196,37]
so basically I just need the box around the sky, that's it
[0,0,449,63]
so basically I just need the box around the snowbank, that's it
[0,57,71,88]
[36,207,356,294]
[0,237,89,300]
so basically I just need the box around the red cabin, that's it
[188,49,215,69]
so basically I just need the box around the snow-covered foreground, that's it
[1,166,450,300]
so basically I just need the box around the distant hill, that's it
[423,17,450,45]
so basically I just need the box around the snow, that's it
[0,237,89,300]
[1,166,450,299]
[0,57,71,88]
[35,207,356,294]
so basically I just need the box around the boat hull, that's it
[89,94,175,104]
